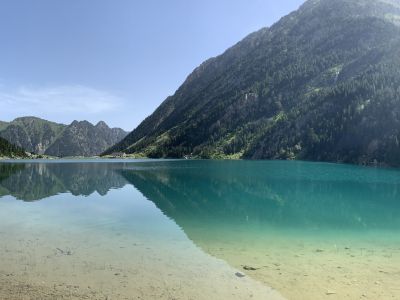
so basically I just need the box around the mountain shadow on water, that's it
[119,160,400,238]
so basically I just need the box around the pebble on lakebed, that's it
[243,265,259,271]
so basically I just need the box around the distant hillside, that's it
[0,117,66,154]
[0,137,27,158]
[0,117,127,157]
[45,120,128,157]
[105,0,400,166]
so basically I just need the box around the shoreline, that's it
[1,156,398,171]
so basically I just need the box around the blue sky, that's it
[0,0,305,131]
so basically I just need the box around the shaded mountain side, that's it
[105,0,400,166]
[0,117,128,157]
[0,137,27,158]
[0,117,66,154]
[0,162,128,201]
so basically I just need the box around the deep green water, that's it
[0,159,399,299]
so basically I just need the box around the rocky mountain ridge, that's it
[0,117,127,157]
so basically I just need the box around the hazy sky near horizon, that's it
[0,0,305,131]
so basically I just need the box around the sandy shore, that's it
[194,231,400,300]
[2,233,399,300]
[0,211,284,300]
[0,277,103,300]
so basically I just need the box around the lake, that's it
[0,159,399,300]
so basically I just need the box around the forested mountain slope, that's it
[106,0,400,166]
[0,137,27,158]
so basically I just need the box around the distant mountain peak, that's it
[13,116,48,124]
[95,121,110,129]
[298,0,400,19]
[13,116,43,121]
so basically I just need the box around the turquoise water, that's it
[0,160,399,299]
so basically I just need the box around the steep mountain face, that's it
[0,117,127,157]
[106,0,400,166]
[0,137,27,158]
[45,121,127,157]
[0,117,66,154]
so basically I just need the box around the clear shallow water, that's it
[0,160,399,299]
